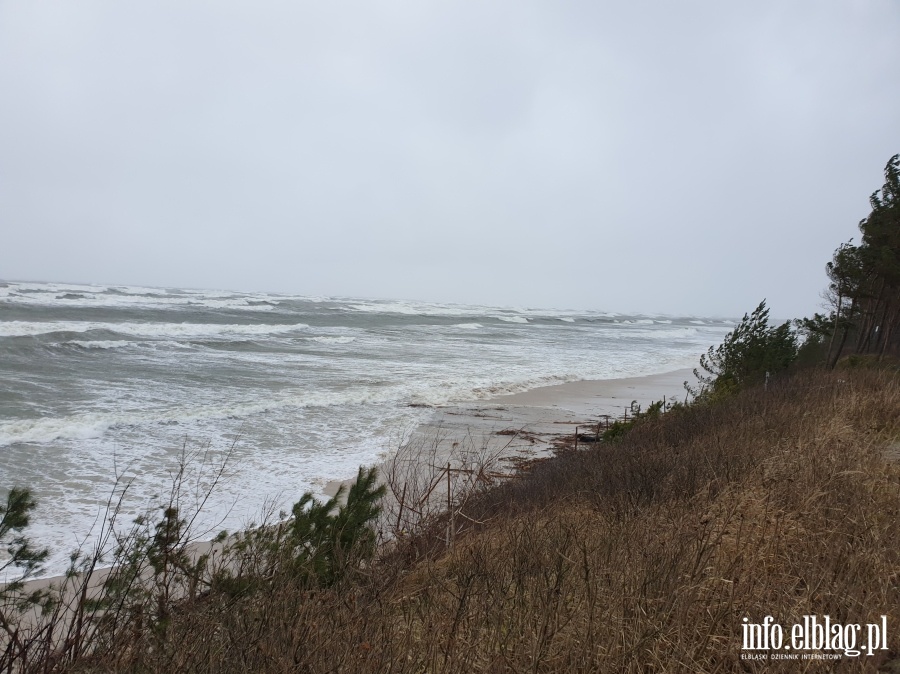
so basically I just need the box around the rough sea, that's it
[0,280,732,576]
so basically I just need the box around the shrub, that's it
[0,488,51,612]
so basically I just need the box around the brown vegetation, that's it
[3,368,900,672]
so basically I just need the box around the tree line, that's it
[803,154,900,367]
[691,153,900,401]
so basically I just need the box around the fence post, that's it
[395,482,407,536]
[447,462,452,548]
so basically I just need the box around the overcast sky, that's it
[1,1,899,318]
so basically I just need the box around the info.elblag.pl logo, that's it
[741,615,889,660]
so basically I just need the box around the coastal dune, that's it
[4,366,900,672]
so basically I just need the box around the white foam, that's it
[641,327,700,339]
[342,299,602,323]
[346,300,490,317]
[310,336,356,344]
[348,300,598,324]
[62,340,132,350]
[453,323,483,329]
[3,292,276,312]
[7,281,108,294]
[0,385,413,447]
[0,415,114,445]
[3,346,712,447]
[105,284,168,295]
[466,305,614,321]
[0,321,310,339]
[0,281,287,312]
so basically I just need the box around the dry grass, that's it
[4,369,900,672]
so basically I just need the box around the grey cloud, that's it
[1,0,899,318]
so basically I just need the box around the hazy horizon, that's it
[0,277,786,321]
[2,1,899,319]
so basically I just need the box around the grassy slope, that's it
[64,369,900,671]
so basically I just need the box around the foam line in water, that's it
[0,321,310,339]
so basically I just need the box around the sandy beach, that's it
[8,367,693,613]
[324,367,694,500]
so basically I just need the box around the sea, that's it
[0,280,732,576]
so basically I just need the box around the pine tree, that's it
[816,154,900,363]
[0,488,51,612]
[824,241,865,367]
[289,465,385,585]
[689,301,797,400]
[856,154,900,358]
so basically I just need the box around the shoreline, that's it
[324,367,694,498]
[9,368,694,597]
[11,367,899,667]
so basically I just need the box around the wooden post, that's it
[446,462,452,548]
[574,426,578,451]
[395,482,407,536]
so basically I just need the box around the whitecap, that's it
[637,327,699,339]
[0,415,114,445]
[346,300,489,318]
[2,291,277,311]
[310,336,356,344]
[61,340,133,350]
[0,321,310,339]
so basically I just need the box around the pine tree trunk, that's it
[829,297,857,369]
[855,300,873,352]
[859,277,886,353]
[869,298,891,355]
[862,288,888,354]
[878,301,899,361]
[826,288,844,367]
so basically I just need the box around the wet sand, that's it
[325,368,694,497]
